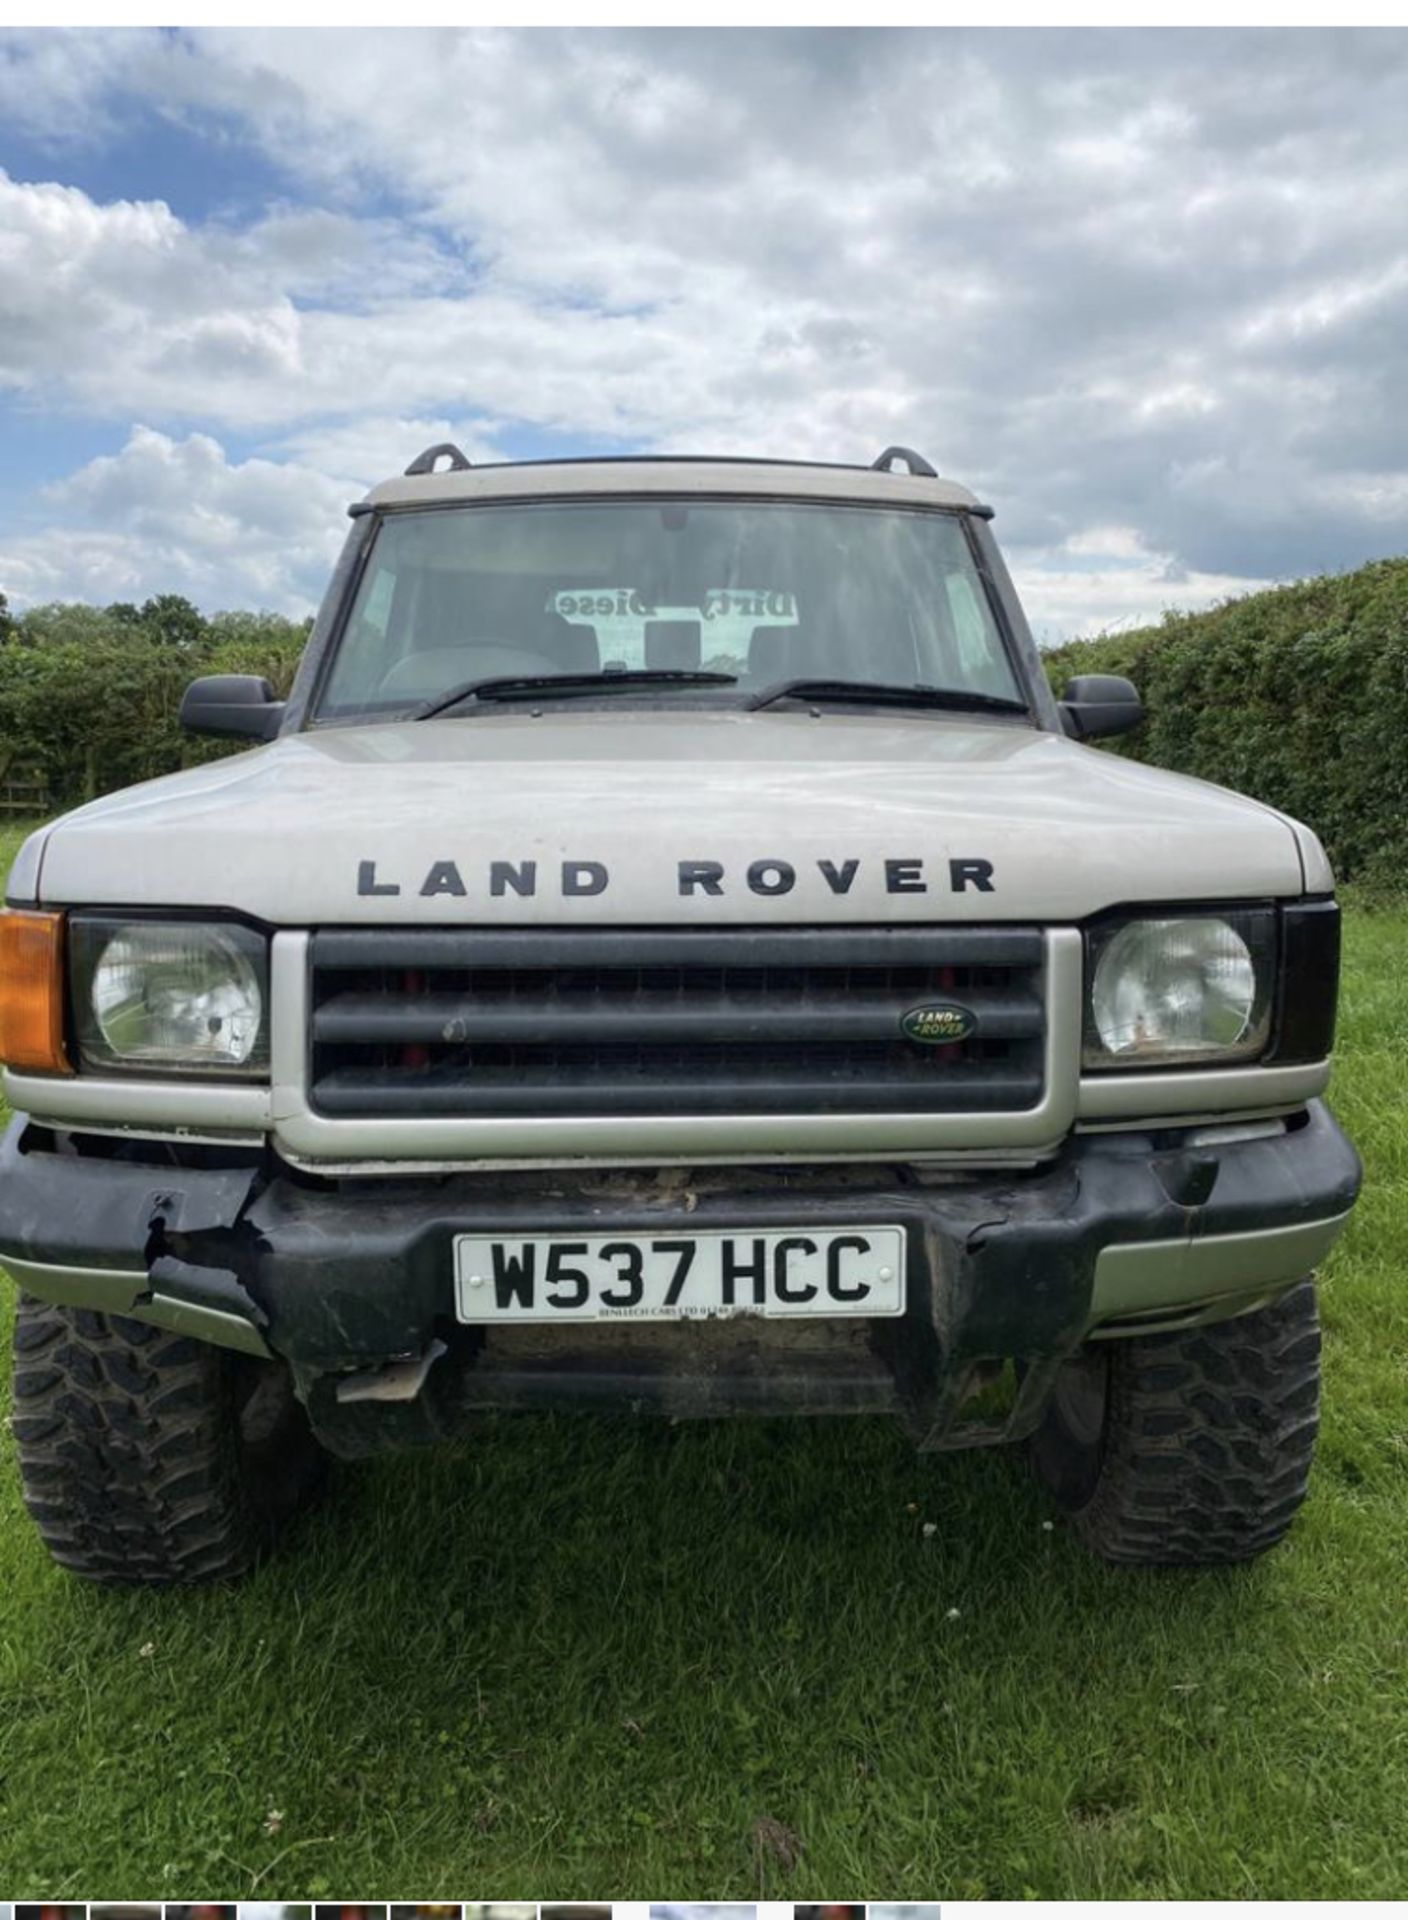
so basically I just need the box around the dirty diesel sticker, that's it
[546,586,799,671]
[454,1226,908,1323]
[357,855,997,898]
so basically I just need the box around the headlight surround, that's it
[70,916,270,1078]
[1083,909,1276,1070]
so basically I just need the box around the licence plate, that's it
[454,1225,906,1323]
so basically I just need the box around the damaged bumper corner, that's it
[0,1133,273,1356]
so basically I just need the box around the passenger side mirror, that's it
[1059,673,1143,741]
[179,674,286,742]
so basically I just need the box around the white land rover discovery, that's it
[0,445,1360,1582]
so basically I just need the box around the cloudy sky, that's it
[1,26,1406,639]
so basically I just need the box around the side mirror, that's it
[1059,673,1143,741]
[179,674,285,742]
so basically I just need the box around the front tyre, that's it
[11,1295,326,1585]
[1030,1281,1321,1566]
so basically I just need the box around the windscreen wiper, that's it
[413,668,739,721]
[747,677,1028,715]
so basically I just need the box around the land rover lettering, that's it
[363,854,998,899]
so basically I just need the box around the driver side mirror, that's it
[1059,673,1143,741]
[179,674,286,742]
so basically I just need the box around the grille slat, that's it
[312,1063,1044,1117]
[311,927,1043,971]
[313,988,1045,1047]
[308,927,1047,1121]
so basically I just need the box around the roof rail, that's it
[404,442,472,476]
[872,445,937,478]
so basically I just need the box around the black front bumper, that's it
[0,1104,1361,1454]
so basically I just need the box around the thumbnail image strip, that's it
[650,1909,759,1920]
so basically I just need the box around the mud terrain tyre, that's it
[1030,1281,1321,1566]
[11,1294,326,1585]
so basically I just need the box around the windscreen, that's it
[317,497,1024,719]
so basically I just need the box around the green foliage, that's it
[137,591,207,648]
[0,598,309,805]
[1044,558,1408,888]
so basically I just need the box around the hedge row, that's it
[1042,557,1408,889]
[0,599,308,808]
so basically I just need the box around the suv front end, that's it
[0,448,1361,1580]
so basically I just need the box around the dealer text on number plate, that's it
[454,1225,906,1323]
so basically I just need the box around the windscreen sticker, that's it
[548,587,797,669]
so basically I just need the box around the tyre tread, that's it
[1070,1283,1321,1565]
[11,1293,322,1586]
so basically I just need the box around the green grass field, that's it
[0,816,1403,1899]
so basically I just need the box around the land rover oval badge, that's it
[900,1003,977,1045]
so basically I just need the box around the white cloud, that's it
[1013,530,1274,644]
[0,27,137,143]
[1,28,1407,626]
[273,416,506,490]
[0,170,300,414]
[1,428,348,613]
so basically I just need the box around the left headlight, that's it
[1084,909,1276,1070]
[70,917,269,1077]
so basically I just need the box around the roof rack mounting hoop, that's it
[872,445,938,479]
[404,442,473,477]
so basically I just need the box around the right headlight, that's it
[1083,909,1276,1070]
[70,915,270,1078]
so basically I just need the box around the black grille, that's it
[307,927,1046,1119]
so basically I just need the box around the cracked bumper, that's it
[0,1104,1361,1449]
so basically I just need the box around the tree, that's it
[18,601,123,648]
[138,593,207,648]
[0,590,15,644]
